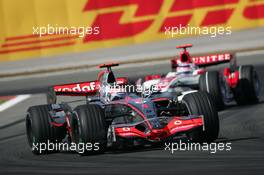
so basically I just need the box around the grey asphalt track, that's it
[0,52,264,175]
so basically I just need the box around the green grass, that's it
[0,99,9,105]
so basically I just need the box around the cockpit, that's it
[107,71,116,84]
[180,52,191,63]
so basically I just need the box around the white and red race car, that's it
[138,44,260,110]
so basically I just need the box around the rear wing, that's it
[46,81,99,104]
[99,63,119,69]
[171,53,237,71]
[47,78,128,104]
[46,62,127,104]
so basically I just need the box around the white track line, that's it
[0,95,31,112]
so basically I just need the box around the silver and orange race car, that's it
[138,44,260,110]
[26,63,219,155]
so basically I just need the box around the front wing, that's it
[112,115,204,142]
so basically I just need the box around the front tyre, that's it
[199,71,226,110]
[72,104,107,155]
[183,92,219,143]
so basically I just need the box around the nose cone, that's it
[149,129,168,140]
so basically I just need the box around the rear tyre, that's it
[72,104,107,155]
[183,92,219,143]
[199,71,225,110]
[26,105,66,154]
[234,65,260,105]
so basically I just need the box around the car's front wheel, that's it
[183,92,219,143]
[72,104,107,155]
[199,71,226,110]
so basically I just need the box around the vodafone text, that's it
[55,82,97,93]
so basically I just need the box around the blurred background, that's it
[0,0,263,76]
